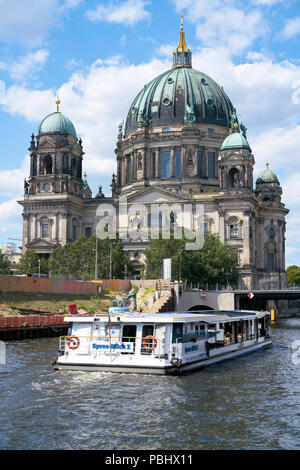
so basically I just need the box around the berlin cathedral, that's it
[19,19,289,288]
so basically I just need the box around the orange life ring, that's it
[67,336,80,350]
[143,335,158,351]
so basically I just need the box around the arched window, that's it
[43,155,52,175]
[227,217,240,239]
[229,168,239,188]
[267,252,275,272]
[269,227,275,239]
[71,158,77,177]
[62,152,69,174]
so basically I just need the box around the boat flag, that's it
[248,292,254,299]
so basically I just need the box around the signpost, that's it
[163,258,172,280]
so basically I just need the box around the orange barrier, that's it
[0,275,132,295]
[0,314,66,329]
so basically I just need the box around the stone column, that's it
[22,214,30,253]
[133,150,137,180]
[60,212,68,245]
[181,146,185,178]
[155,149,160,178]
[218,209,226,243]
[203,149,208,178]
[117,157,122,187]
[242,210,251,266]
[170,147,175,178]
[55,213,60,241]
[214,149,218,179]
[143,149,147,180]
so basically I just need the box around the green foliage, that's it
[144,233,239,286]
[0,252,11,275]
[286,265,300,286]
[48,235,133,279]
[17,250,48,275]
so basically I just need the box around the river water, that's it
[1,318,300,450]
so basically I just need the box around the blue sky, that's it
[0,0,300,266]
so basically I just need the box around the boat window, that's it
[224,322,234,344]
[237,320,247,342]
[67,322,73,336]
[141,325,154,355]
[195,324,207,338]
[258,317,266,337]
[122,325,136,354]
[172,323,183,343]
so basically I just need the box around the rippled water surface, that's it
[1,318,300,450]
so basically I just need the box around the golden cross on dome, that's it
[181,13,184,30]
[56,95,61,112]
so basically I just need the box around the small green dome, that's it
[256,167,279,185]
[221,131,251,151]
[38,111,77,137]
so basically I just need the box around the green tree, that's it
[48,235,133,279]
[17,250,48,275]
[144,233,239,286]
[0,252,11,275]
[286,265,300,286]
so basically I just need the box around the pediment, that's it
[27,238,59,248]
[38,136,56,149]
[126,187,190,204]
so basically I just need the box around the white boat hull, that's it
[54,338,272,375]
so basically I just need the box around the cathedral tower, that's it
[19,99,91,257]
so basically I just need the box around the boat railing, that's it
[59,335,164,357]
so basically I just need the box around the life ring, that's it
[143,335,158,351]
[67,336,80,350]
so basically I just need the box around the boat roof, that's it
[64,310,269,324]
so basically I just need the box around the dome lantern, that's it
[173,13,192,69]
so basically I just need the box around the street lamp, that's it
[109,242,112,280]
[222,268,232,291]
[109,241,115,280]
[94,235,98,280]
[179,250,182,282]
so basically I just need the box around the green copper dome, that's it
[125,67,235,134]
[125,21,235,134]
[256,166,279,185]
[221,132,251,151]
[38,111,77,138]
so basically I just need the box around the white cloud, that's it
[0,50,49,82]
[0,157,29,198]
[0,0,81,45]
[249,125,300,179]
[281,16,300,40]
[282,171,300,207]
[0,198,23,235]
[86,0,151,26]
[3,56,169,192]
[252,0,285,4]
[172,0,267,54]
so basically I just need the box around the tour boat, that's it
[53,310,272,375]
